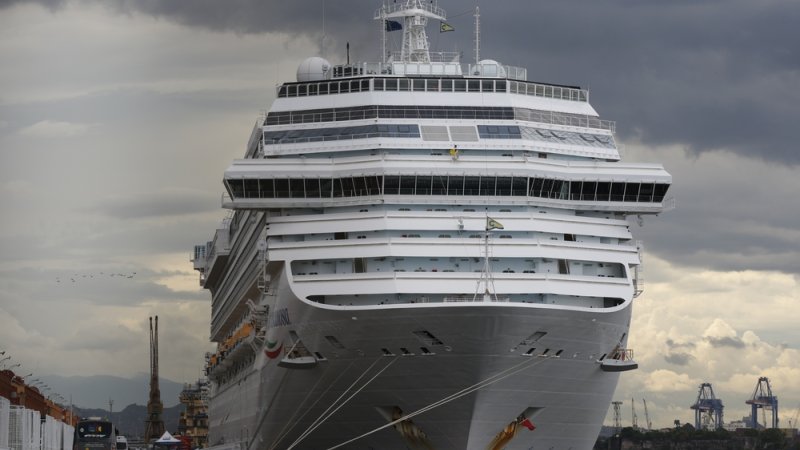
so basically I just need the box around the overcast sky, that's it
[0,0,797,429]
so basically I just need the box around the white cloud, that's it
[611,255,800,428]
[644,369,699,392]
[18,120,96,138]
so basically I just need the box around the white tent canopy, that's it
[155,432,181,443]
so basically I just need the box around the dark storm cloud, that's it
[664,352,692,366]
[665,339,695,350]
[5,1,798,163]
[704,335,746,349]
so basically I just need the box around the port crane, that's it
[691,382,724,430]
[746,377,778,429]
[642,399,652,431]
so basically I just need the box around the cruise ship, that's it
[192,2,671,449]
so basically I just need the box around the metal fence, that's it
[0,401,72,450]
[0,397,9,450]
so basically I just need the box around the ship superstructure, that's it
[192,2,671,449]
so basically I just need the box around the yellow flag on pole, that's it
[486,217,504,230]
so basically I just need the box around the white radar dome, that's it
[477,59,506,78]
[296,57,331,82]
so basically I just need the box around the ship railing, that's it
[610,348,634,361]
[387,51,462,64]
[467,63,527,81]
[244,117,264,159]
[514,108,615,132]
[376,0,446,20]
[633,240,644,298]
[443,295,511,303]
[264,131,420,146]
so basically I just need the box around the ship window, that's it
[274,179,289,197]
[482,80,493,92]
[384,175,400,195]
[399,79,410,91]
[539,179,553,198]
[413,79,425,91]
[298,85,307,96]
[361,79,370,91]
[374,79,384,91]
[290,179,305,198]
[581,181,597,201]
[596,182,610,201]
[431,175,447,195]
[385,79,397,91]
[496,80,507,92]
[227,179,244,198]
[320,178,333,198]
[567,181,579,200]
[352,177,367,196]
[441,79,453,91]
[653,183,670,202]
[512,177,527,196]
[400,175,416,195]
[340,177,355,197]
[624,183,639,202]
[305,179,320,198]
[353,258,366,273]
[415,176,431,195]
[496,177,512,196]
[611,182,625,202]
[329,82,339,94]
[258,179,275,198]
[339,81,350,93]
[558,180,570,199]
[447,176,464,195]
[365,175,381,195]
[454,79,467,92]
[526,178,541,198]
[318,83,329,95]
[468,80,480,92]
[308,84,318,95]
[480,176,496,196]
[464,177,480,195]
[278,86,287,98]
[638,183,654,202]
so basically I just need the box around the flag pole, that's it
[381,3,387,64]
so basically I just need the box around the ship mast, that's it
[377,0,446,63]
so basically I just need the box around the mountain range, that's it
[38,373,189,409]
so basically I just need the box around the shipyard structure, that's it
[0,369,75,450]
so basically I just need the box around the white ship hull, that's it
[206,268,630,450]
